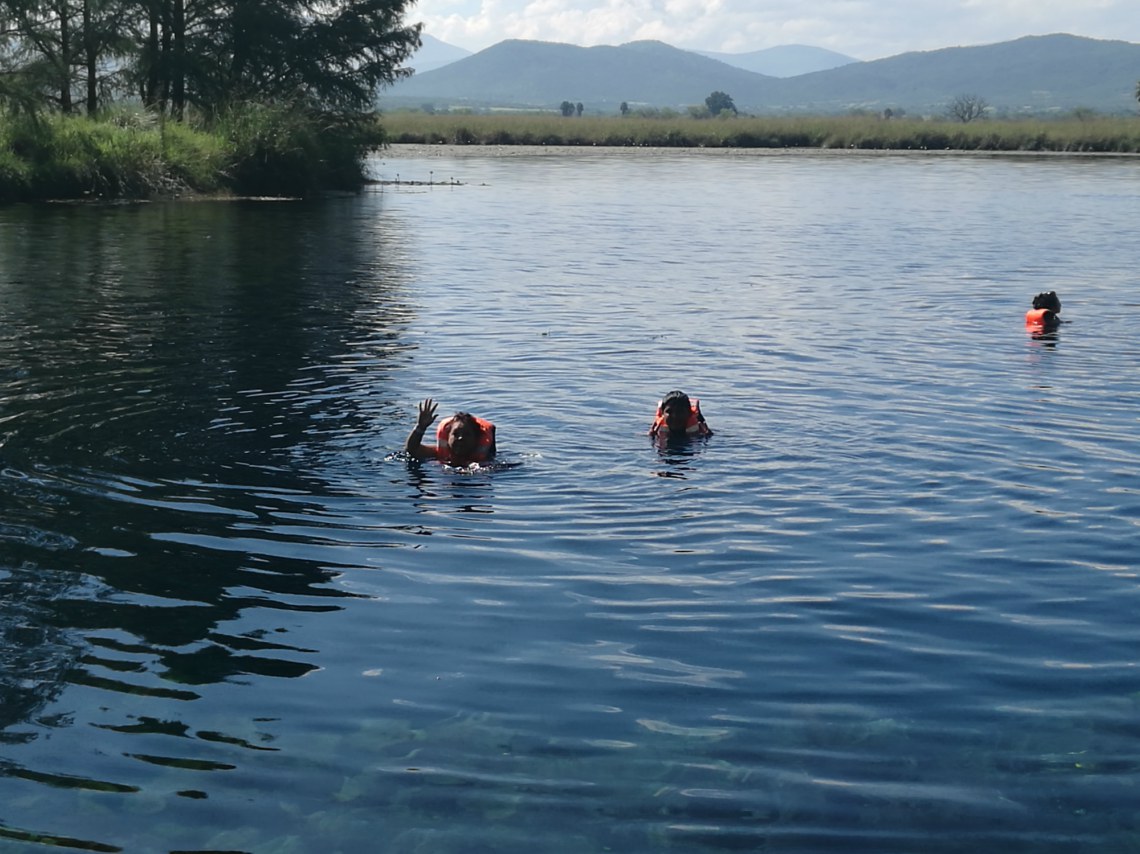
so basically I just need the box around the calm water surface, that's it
[1,148,1139,852]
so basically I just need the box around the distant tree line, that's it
[0,0,422,119]
[614,92,738,119]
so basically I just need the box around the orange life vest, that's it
[650,400,709,437]
[435,415,496,464]
[1025,307,1056,334]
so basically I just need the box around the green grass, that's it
[6,109,1135,202]
[0,105,385,203]
[0,110,223,201]
[380,112,1140,153]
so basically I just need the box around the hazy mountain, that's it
[388,39,778,109]
[404,33,472,74]
[773,33,1140,114]
[380,33,1140,115]
[697,44,859,77]
[386,39,778,109]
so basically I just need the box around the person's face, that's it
[662,399,690,432]
[446,419,479,457]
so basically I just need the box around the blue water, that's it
[1,148,1139,852]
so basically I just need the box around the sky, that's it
[409,0,1140,60]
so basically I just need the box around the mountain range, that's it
[386,33,1140,116]
[695,44,858,78]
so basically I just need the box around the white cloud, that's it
[410,0,1140,59]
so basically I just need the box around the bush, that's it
[217,103,382,197]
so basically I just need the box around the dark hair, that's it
[660,390,690,410]
[1032,291,1061,313]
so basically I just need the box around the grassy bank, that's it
[9,109,1135,202]
[0,106,385,203]
[381,112,1140,153]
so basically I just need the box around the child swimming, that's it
[1026,291,1062,335]
[649,390,713,438]
[405,398,496,465]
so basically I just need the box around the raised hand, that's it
[416,398,438,430]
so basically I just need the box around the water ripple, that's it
[2,155,1140,852]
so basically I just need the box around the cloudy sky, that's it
[410,0,1139,60]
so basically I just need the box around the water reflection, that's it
[2,153,1140,852]
[653,434,711,479]
[0,199,416,474]
[402,461,495,514]
[0,198,416,745]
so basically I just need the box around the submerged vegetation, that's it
[381,111,1140,154]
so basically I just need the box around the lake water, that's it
[1,146,1139,853]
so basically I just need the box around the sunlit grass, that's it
[380,111,1140,153]
[0,105,385,202]
[0,111,176,200]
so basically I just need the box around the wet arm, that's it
[406,398,439,459]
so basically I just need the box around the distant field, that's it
[380,112,1140,153]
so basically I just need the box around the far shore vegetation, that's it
[381,109,1140,154]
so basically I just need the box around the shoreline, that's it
[379,142,1140,160]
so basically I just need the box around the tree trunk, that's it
[144,0,160,106]
[171,0,184,119]
[84,0,97,115]
[58,1,72,112]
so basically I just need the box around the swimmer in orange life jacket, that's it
[1025,291,1062,334]
[648,390,713,438]
[405,398,496,465]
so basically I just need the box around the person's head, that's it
[659,390,693,434]
[441,412,481,458]
[1032,291,1061,314]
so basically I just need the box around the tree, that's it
[1135,80,1140,106]
[575,101,582,116]
[1,0,159,114]
[81,0,134,114]
[167,0,421,117]
[0,0,422,118]
[946,93,988,123]
[0,0,82,112]
[559,100,574,116]
[704,90,736,117]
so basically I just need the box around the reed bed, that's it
[380,112,1140,153]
